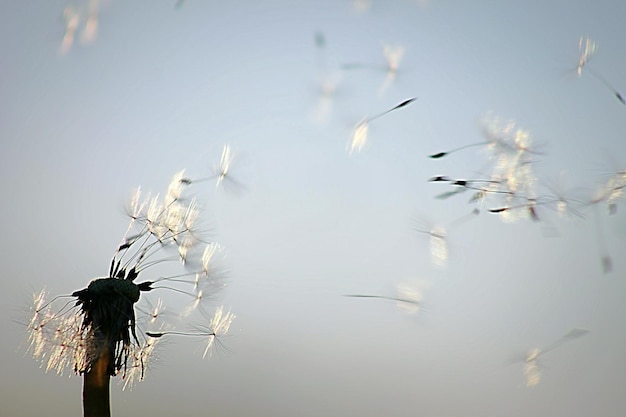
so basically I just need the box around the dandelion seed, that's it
[182,290,204,317]
[524,348,542,387]
[591,169,625,214]
[312,72,342,124]
[576,36,625,105]
[147,298,165,324]
[184,145,247,193]
[429,176,506,202]
[121,337,160,391]
[516,328,589,387]
[342,44,406,95]
[378,45,405,95]
[146,307,235,359]
[348,120,369,154]
[59,0,101,54]
[166,170,188,204]
[80,0,99,44]
[577,36,596,77]
[215,145,232,188]
[428,225,447,266]
[347,98,417,154]
[346,279,428,315]
[413,210,477,266]
[202,307,235,358]
[202,242,220,275]
[60,6,80,54]
[345,293,421,305]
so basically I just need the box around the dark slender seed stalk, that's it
[429,141,489,158]
[367,97,417,122]
[585,67,625,105]
[344,294,419,305]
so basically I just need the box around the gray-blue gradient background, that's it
[2,1,626,416]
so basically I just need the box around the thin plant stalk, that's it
[83,345,111,417]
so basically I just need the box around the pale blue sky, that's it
[2,1,626,416]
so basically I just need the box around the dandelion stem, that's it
[83,344,111,417]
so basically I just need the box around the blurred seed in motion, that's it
[342,44,406,96]
[146,306,235,358]
[413,209,478,266]
[518,328,589,387]
[60,5,80,54]
[345,279,428,315]
[59,0,101,54]
[576,36,625,105]
[182,145,248,194]
[347,98,417,154]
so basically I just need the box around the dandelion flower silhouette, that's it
[26,171,232,395]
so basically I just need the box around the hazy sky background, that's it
[2,1,626,416]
